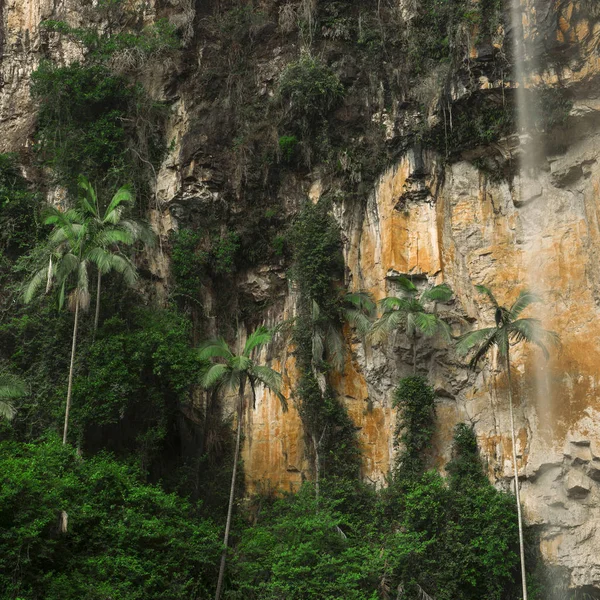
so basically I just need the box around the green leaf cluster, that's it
[228,423,522,600]
[392,376,436,482]
[278,55,344,131]
[0,437,220,600]
[0,154,41,258]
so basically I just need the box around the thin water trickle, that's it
[510,0,553,431]
[509,1,554,598]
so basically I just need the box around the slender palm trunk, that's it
[506,346,528,600]
[412,332,418,374]
[63,296,80,445]
[214,383,244,600]
[312,432,321,508]
[93,271,102,336]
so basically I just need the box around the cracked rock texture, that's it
[2,0,600,591]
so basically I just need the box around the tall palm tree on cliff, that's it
[371,277,453,372]
[0,373,26,421]
[77,175,154,333]
[456,285,559,600]
[199,326,287,600]
[311,290,376,373]
[23,188,140,444]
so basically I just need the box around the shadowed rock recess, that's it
[2,0,600,592]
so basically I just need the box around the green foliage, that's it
[0,437,220,600]
[30,61,167,196]
[170,229,207,302]
[534,88,573,131]
[213,230,241,275]
[392,376,436,482]
[289,199,360,482]
[278,55,344,130]
[278,135,299,163]
[390,425,520,599]
[0,154,41,257]
[407,0,472,73]
[170,228,240,292]
[228,484,388,600]
[41,18,180,61]
[72,308,201,463]
[424,96,515,158]
[229,424,522,600]
[289,199,344,314]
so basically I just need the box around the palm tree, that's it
[24,206,92,444]
[456,285,559,600]
[311,290,376,374]
[77,175,154,333]
[0,373,26,420]
[371,277,453,372]
[23,187,140,444]
[199,326,287,600]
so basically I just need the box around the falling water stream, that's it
[509,1,551,598]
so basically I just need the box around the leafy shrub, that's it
[278,135,299,162]
[392,376,436,482]
[0,154,40,257]
[170,229,207,302]
[212,230,240,275]
[229,484,386,600]
[72,308,201,466]
[0,438,220,600]
[278,55,344,129]
[41,18,180,61]
[30,61,167,195]
[289,199,344,312]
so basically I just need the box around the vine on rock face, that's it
[290,199,360,485]
[392,376,436,484]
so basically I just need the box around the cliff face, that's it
[2,0,600,590]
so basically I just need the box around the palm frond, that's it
[96,228,135,247]
[54,252,80,283]
[455,327,497,356]
[0,401,16,420]
[201,363,229,389]
[198,338,234,362]
[312,328,325,364]
[0,375,26,399]
[436,318,453,342]
[324,322,345,372]
[509,290,541,320]
[371,309,407,343]
[475,284,499,308]
[343,291,376,314]
[251,365,283,395]
[421,283,453,303]
[58,281,66,310]
[123,220,156,247]
[244,326,273,357]
[469,330,500,369]
[251,366,288,412]
[392,276,418,296]
[231,355,252,373]
[413,312,441,337]
[23,266,51,304]
[509,318,559,360]
[379,296,412,313]
[105,186,134,222]
[343,308,373,337]
[78,174,99,218]
[342,291,375,336]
